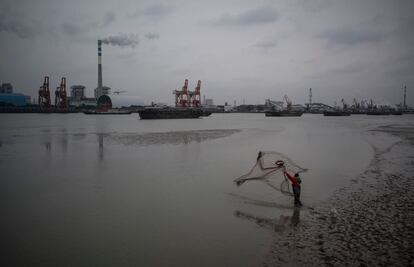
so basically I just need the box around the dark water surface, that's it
[0,113,411,266]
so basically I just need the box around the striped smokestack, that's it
[97,40,103,99]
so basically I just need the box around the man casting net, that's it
[234,151,308,196]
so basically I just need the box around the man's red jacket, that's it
[284,172,300,188]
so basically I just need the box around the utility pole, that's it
[309,88,312,111]
[403,85,407,110]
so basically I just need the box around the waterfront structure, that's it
[94,86,111,99]
[94,40,111,100]
[97,94,112,111]
[223,103,233,112]
[0,82,31,106]
[70,85,85,101]
[68,85,96,107]
[0,83,13,94]
[0,93,27,106]
[205,99,214,106]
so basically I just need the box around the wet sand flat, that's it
[264,125,414,266]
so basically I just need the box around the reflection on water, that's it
[44,142,51,152]
[234,208,301,232]
[60,130,68,153]
[71,133,87,140]
[98,133,104,161]
[229,193,292,209]
[1,113,410,266]
[101,129,241,146]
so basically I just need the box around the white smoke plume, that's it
[102,33,139,48]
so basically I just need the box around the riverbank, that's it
[264,124,414,266]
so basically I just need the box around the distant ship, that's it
[323,110,351,116]
[138,79,208,119]
[265,110,303,117]
[366,109,403,115]
[138,107,203,119]
[83,109,132,115]
[265,95,303,117]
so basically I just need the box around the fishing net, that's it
[234,151,307,195]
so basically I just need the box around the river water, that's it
[0,113,411,266]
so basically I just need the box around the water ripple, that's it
[100,129,241,146]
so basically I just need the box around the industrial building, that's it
[68,85,96,107]
[0,82,31,106]
[0,93,29,106]
[94,86,111,99]
[0,83,13,94]
[94,40,111,100]
[70,85,86,100]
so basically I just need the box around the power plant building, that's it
[95,40,111,99]
[70,85,85,101]
[68,85,97,107]
[94,86,111,99]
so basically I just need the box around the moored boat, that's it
[323,110,351,116]
[265,110,303,117]
[83,109,132,115]
[366,110,391,115]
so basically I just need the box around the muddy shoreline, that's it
[264,125,414,266]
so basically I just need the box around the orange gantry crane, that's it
[173,79,201,108]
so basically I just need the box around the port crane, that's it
[265,99,284,111]
[174,79,189,107]
[341,98,348,110]
[189,80,201,107]
[265,95,294,111]
[283,95,292,110]
[173,79,201,108]
[38,76,51,109]
[55,77,68,109]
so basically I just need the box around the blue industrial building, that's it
[0,93,28,106]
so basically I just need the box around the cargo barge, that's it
[0,106,78,113]
[265,110,303,117]
[138,107,203,119]
[83,109,132,115]
[323,110,351,116]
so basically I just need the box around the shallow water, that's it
[0,113,411,266]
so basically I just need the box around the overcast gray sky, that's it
[0,0,413,106]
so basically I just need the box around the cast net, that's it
[234,151,307,195]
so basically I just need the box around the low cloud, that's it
[252,41,277,50]
[320,29,385,46]
[0,18,40,39]
[393,15,414,45]
[129,4,174,19]
[61,23,86,36]
[102,33,139,48]
[215,7,278,26]
[102,12,116,27]
[61,11,116,36]
[328,62,366,75]
[144,32,160,40]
